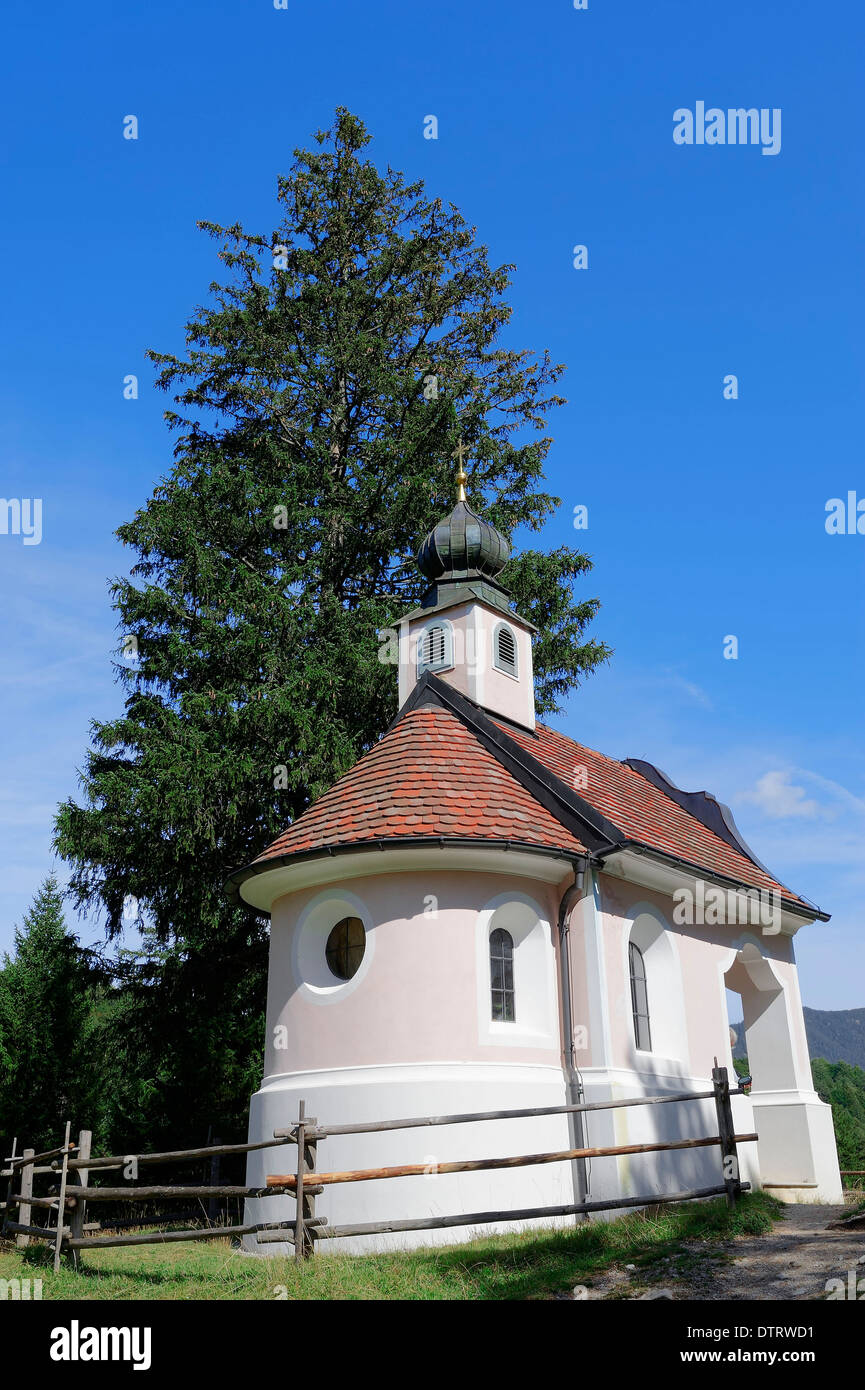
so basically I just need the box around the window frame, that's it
[325,915,366,982]
[489,925,516,1023]
[628,940,652,1052]
[292,889,375,1003]
[492,621,518,679]
[416,619,454,674]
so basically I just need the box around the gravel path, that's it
[584,1205,865,1301]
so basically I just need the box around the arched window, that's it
[417,621,453,673]
[629,941,652,1051]
[490,927,515,1022]
[493,622,518,677]
[325,916,366,981]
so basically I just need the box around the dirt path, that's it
[584,1205,865,1301]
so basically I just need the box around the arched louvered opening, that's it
[493,622,518,677]
[417,621,453,673]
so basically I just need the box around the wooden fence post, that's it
[294,1102,306,1262]
[68,1129,92,1270]
[1,1138,17,1228]
[712,1061,740,1209]
[53,1122,72,1273]
[207,1133,222,1224]
[303,1125,318,1257]
[293,1101,318,1262]
[16,1149,34,1249]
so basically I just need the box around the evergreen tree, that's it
[0,876,95,1150]
[54,109,610,1140]
[812,1057,865,1174]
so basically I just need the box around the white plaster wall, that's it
[245,865,575,1253]
[258,869,564,1077]
[244,1063,575,1254]
[397,600,535,729]
[243,855,841,1258]
[584,872,841,1203]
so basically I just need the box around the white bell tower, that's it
[397,448,536,731]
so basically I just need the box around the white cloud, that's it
[742,770,820,820]
[794,768,865,818]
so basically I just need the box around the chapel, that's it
[231,463,842,1252]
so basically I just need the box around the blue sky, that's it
[1,0,862,1006]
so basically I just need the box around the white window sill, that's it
[485,1021,556,1048]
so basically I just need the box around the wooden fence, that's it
[2,1064,754,1267]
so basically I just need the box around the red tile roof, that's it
[254,706,587,864]
[497,718,804,905]
[247,683,814,914]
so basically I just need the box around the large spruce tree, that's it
[54,109,609,1141]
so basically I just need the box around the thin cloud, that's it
[635,670,714,710]
[741,770,820,820]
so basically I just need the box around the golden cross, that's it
[452,437,469,502]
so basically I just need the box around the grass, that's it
[0,1192,783,1300]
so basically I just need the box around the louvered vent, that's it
[418,623,451,671]
[494,624,517,676]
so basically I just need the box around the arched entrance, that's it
[724,942,799,1092]
[722,940,842,1202]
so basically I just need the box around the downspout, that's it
[557,855,589,1208]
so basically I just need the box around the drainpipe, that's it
[557,855,589,1208]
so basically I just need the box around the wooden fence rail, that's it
[309,1182,752,1243]
[7,1143,76,1170]
[1,1064,753,1265]
[271,1087,720,1142]
[266,1132,759,1191]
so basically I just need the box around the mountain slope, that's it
[731,1007,865,1068]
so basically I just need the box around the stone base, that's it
[242,1062,578,1255]
[749,1091,843,1203]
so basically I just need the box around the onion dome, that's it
[415,499,510,581]
[416,441,511,581]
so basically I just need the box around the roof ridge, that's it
[395,674,623,856]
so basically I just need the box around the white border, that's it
[291,886,376,1006]
[474,890,558,1048]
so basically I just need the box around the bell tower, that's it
[398,446,537,731]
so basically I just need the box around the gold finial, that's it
[452,437,469,502]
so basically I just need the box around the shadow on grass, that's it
[387,1193,785,1300]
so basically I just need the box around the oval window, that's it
[325,916,366,981]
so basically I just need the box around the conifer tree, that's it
[54,110,610,1137]
[0,876,93,1149]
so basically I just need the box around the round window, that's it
[325,916,365,981]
